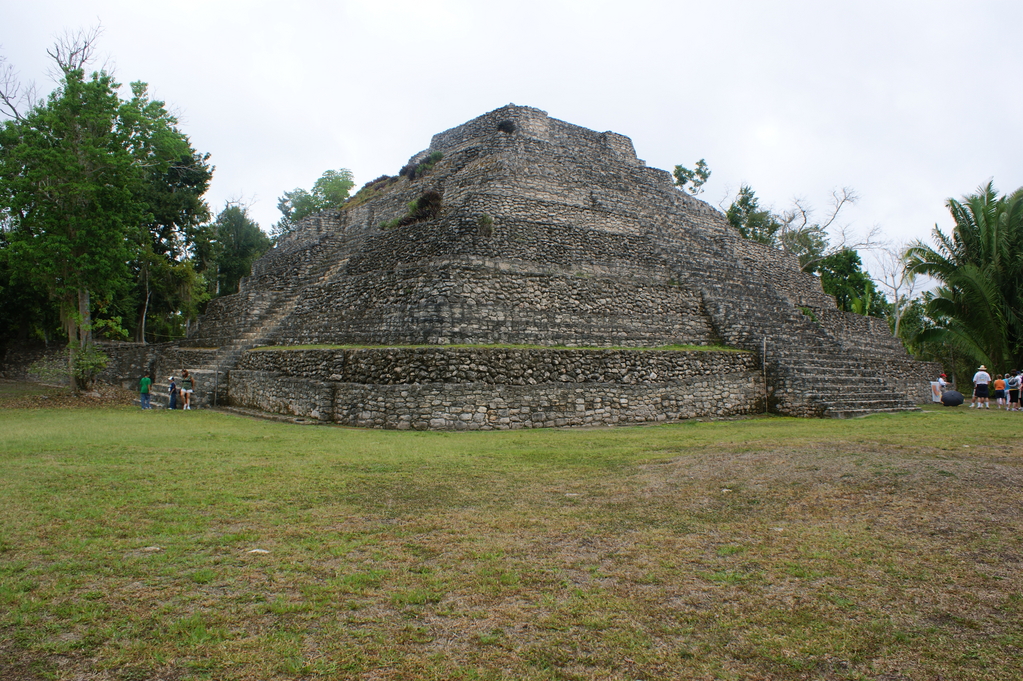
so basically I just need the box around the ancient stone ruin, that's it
[127,105,937,428]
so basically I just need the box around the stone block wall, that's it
[268,264,719,348]
[808,306,909,357]
[97,342,167,388]
[0,344,69,382]
[229,373,335,421]
[726,237,837,308]
[230,347,763,429]
[866,356,944,404]
[0,342,217,389]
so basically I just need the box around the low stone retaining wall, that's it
[229,347,764,429]
[235,346,754,385]
[0,344,67,382]
[873,357,945,405]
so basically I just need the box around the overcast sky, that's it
[3,0,1021,277]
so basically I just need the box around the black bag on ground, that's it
[941,390,964,406]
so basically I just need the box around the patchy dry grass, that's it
[1,397,1022,680]
[0,379,135,409]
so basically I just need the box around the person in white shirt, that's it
[971,365,992,409]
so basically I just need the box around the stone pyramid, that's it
[162,104,936,427]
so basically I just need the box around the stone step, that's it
[825,406,921,418]
[815,395,917,409]
[814,390,920,404]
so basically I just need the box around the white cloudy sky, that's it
[3,0,1021,273]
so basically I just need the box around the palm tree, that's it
[905,182,1023,372]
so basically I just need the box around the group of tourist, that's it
[138,370,196,410]
[968,365,1023,411]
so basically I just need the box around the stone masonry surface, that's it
[229,348,763,429]
[4,104,939,426]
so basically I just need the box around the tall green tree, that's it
[815,249,888,318]
[272,168,354,240]
[0,40,142,388]
[906,181,1023,373]
[201,204,271,296]
[726,184,783,245]
[0,31,214,383]
[120,82,213,342]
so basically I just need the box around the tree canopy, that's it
[906,181,1023,373]
[272,168,354,240]
[720,183,886,319]
[725,184,783,245]
[0,30,215,384]
[673,159,711,195]
[201,204,271,296]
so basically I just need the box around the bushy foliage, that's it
[346,175,399,209]
[726,185,782,245]
[72,344,109,388]
[477,213,494,237]
[906,181,1023,373]
[273,168,355,239]
[673,159,711,195]
[399,151,444,181]
[379,191,443,230]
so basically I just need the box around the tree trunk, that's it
[65,307,81,394]
[78,287,92,347]
[136,276,150,343]
[134,257,150,343]
[75,287,94,391]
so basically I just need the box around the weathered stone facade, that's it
[229,347,762,429]
[6,105,936,425]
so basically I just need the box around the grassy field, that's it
[1,384,1022,680]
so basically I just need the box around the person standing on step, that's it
[1007,371,1021,411]
[168,376,178,410]
[139,374,152,410]
[180,369,196,410]
[971,365,991,409]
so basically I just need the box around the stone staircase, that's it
[652,226,919,418]
[148,232,359,409]
[698,279,918,418]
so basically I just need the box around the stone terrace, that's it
[134,105,938,425]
